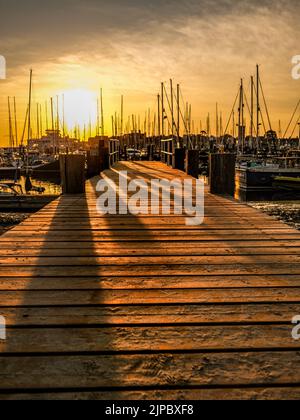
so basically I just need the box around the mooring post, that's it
[174,147,185,171]
[186,149,199,178]
[209,153,236,196]
[99,139,110,170]
[87,139,101,178]
[60,154,86,194]
[147,145,154,161]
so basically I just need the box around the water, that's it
[0,176,62,195]
[249,201,300,230]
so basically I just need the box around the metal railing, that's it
[109,139,120,168]
[161,138,175,167]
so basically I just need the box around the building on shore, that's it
[28,129,86,154]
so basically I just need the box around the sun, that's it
[60,88,97,132]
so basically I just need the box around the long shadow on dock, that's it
[0,167,156,399]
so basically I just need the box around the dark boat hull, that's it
[236,168,300,201]
[0,194,58,211]
[0,168,21,180]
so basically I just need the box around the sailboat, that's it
[235,65,300,201]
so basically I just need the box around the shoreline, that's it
[249,201,300,231]
[0,212,31,235]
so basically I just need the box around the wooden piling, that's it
[59,154,86,194]
[147,145,155,161]
[186,149,199,178]
[87,137,110,175]
[209,153,236,196]
[174,148,185,171]
[87,139,102,178]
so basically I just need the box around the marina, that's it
[1,0,300,400]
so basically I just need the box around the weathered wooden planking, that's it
[1,240,300,249]
[0,239,300,251]
[12,223,290,231]
[0,274,299,290]
[0,352,299,390]
[0,242,300,258]
[1,387,299,400]
[1,303,299,326]
[0,325,298,354]
[0,288,300,307]
[0,264,299,277]
[1,234,300,243]
[1,246,300,257]
[1,161,299,400]
[0,254,298,266]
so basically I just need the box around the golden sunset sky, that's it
[0,0,300,145]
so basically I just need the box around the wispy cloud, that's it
[0,0,300,143]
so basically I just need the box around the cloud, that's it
[0,0,300,144]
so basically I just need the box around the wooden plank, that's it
[1,234,300,243]
[1,246,300,257]
[9,226,295,233]
[1,240,300,249]
[0,264,299,277]
[1,303,299,326]
[1,387,299,400]
[0,352,299,390]
[0,254,299,266]
[0,288,300,307]
[0,274,299,291]
[0,325,299,354]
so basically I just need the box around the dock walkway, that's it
[0,161,300,399]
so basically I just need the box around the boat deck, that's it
[0,161,300,400]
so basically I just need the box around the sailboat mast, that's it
[256,64,260,145]
[97,98,100,136]
[62,94,65,139]
[8,97,13,149]
[45,101,49,131]
[170,79,174,138]
[241,79,245,153]
[50,97,55,153]
[250,76,254,139]
[13,97,18,146]
[121,95,124,136]
[238,79,245,153]
[56,96,59,134]
[161,82,165,137]
[157,94,161,137]
[177,84,180,142]
[232,111,235,138]
[50,98,54,131]
[37,103,40,139]
[100,88,104,136]
[40,104,43,138]
[216,103,219,139]
[27,69,33,146]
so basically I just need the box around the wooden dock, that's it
[0,161,300,400]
